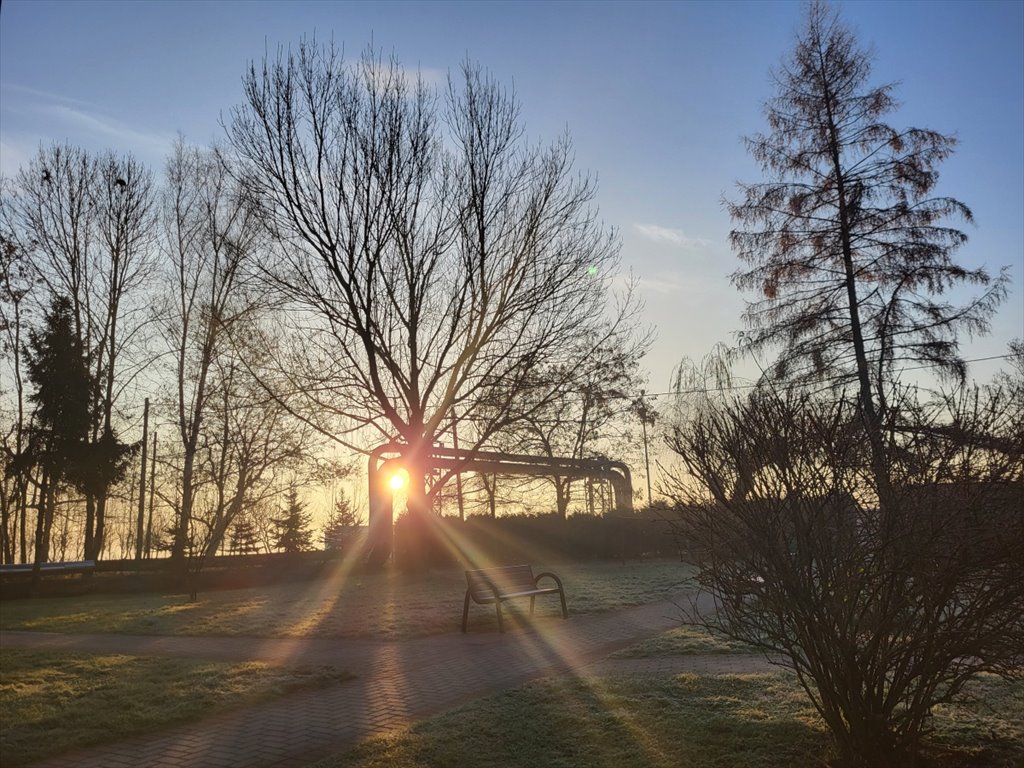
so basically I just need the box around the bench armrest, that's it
[534,571,564,592]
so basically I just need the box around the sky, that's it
[2,0,1022,397]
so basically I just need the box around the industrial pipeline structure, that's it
[364,443,633,566]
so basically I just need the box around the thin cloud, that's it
[2,82,175,158]
[634,223,713,250]
[1,82,98,110]
[39,103,174,155]
[358,63,446,92]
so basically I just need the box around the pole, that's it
[642,415,652,507]
[145,430,157,559]
[135,398,149,560]
[452,410,465,521]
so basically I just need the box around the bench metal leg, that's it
[495,600,504,633]
[462,590,471,633]
[559,589,568,619]
[530,595,536,616]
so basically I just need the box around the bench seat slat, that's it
[469,586,561,603]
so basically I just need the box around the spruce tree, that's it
[274,488,313,553]
[23,296,93,564]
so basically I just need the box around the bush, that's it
[667,387,1024,767]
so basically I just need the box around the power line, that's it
[623,353,1017,401]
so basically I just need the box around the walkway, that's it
[2,591,773,768]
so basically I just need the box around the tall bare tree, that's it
[727,1,1007,492]
[0,231,38,563]
[228,44,631,540]
[159,140,264,565]
[2,145,155,559]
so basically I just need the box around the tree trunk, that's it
[402,462,433,568]
[83,495,96,561]
[20,483,34,564]
[554,478,570,519]
[1,484,10,565]
[135,398,149,560]
[173,451,196,565]
[820,68,892,506]
[92,495,108,560]
[30,473,53,596]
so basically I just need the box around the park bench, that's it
[462,564,568,633]
[0,560,96,575]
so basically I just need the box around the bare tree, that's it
[497,321,648,517]
[158,139,263,566]
[158,141,313,591]
[228,44,631,551]
[87,152,157,556]
[2,144,156,559]
[727,1,1007,492]
[0,231,38,563]
[193,344,312,562]
[667,382,1023,766]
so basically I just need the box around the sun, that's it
[388,469,409,491]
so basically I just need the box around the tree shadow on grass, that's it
[320,673,830,768]
[318,671,1024,768]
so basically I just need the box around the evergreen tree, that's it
[322,491,362,551]
[274,488,313,553]
[228,515,261,555]
[22,296,93,564]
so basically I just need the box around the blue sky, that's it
[2,0,1022,392]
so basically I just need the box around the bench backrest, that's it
[466,564,536,598]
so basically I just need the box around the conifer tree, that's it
[728,0,1007,484]
[274,488,313,554]
[22,296,92,565]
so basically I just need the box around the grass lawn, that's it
[0,648,351,766]
[0,559,694,640]
[611,624,757,657]
[310,672,1024,768]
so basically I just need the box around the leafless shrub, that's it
[667,384,1023,767]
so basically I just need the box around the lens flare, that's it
[388,469,409,491]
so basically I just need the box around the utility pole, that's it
[145,430,157,559]
[636,392,653,507]
[135,398,149,560]
[452,409,465,521]
[642,412,652,507]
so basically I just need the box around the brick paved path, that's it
[2,590,772,768]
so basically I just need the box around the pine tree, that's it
[274,488,313,553]
[22,295,93,564]
[322,491,362,551]
[228,516,261,555]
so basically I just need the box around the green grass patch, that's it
[612,624,757,658]
[0,559,694,640]
[311,673,1024,768]
[0,648,351,766]
[312,672,828,768]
